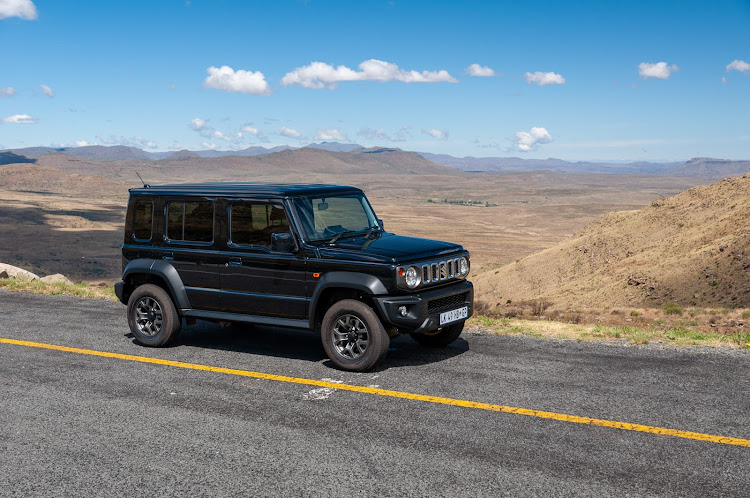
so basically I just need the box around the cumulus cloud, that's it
[74,140,91,147]
[212,130,232,142]
[241,125,259,135]
[0,87,17,97]
[524,71,566,86]
[190,118,207,130]
[465,63,495,77]
[203,66,271,95]
[201,142,218,150]
[0,0,37,20]
[39,84,54,97]
[638,62,679,79]
[279,126,302,138]
[423,129,448,141]
[281,59,457,89]
[726,59,750,73]
[512,126,553,152]
[3,114,38,124]
[314,128,348,141]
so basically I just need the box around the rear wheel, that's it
[410,322,464,347]
[321,299,389,371]
[127,284,181,347]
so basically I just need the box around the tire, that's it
[410,322,464,347]
[321,299,390,371]
[127,284,181,347]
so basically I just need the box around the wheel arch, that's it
[122,259,191,310]
[309,271,388,330]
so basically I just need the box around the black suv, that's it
[114,183,473,371]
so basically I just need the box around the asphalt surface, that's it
[1,290,749,497]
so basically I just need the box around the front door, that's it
[220,201,308,318]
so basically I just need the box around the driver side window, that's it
[230,202,291,250]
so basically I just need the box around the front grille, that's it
[422,257,462,285]
[428,292,468,314]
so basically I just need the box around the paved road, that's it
[1,290,749,496]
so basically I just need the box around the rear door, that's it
[220,200,308,318]
[163,198,222,310]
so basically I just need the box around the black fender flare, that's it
[308,271,388,327]
[122,259,191,310]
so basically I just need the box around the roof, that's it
[128,182,362,198]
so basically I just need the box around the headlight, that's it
[405,266,421,288]
[460,256,469,276]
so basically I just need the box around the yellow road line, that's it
[2,336,749,448]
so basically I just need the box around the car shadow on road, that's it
[126,319,469,371]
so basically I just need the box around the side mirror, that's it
[271,231,297,253]
[377,218,384,230]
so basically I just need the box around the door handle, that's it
[228,257,242,267]
[162,252,174,261]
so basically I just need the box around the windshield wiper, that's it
[328,230,357,244]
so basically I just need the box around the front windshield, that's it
[292,194,379,242]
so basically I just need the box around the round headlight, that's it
[459,257,469,276]
[405,266,421,288]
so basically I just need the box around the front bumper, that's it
[373,280,473,334]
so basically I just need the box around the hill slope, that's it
[474,174,750,309]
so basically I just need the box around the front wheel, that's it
[321,299,390,371]
[410,322,464,347]
[127,284,181,347]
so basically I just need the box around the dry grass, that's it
[466,315,750,349]
[0,278,117,301]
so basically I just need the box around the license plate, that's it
[440,306,468,325]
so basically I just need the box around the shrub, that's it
[662,302,684,315]
[630,311,641,317]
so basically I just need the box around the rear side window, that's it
[132,200,153,241]
[230,202,290,248]
[166,201,214,243]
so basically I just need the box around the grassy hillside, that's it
[475,174,750,310]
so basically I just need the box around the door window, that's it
[230,202,291,250]
[166,201,214,243]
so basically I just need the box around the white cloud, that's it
[726,59,750,73]
[512,126,553,152]
[201,142,218,150]
[190,118,206,130]
[466,63,495,77]
[241,125,259,135]
[74,140,91,147]
[279,126,302,138]
[423,129,448,141]
[203,66,271,95]
[0,0,37,20]
[96,134,158,149]
[358,127,410,142]
[314,128,348,141]
[39,84,54,97]
[524,71,566,86]
[638,62,679,79]
[0,87,17,97]
[281,59,457,89]
[722,76,728,84]
[212,130,232,142]
[3,114,38,124]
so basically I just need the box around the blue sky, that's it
[1,0,749,161]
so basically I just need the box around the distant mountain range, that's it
[3,142,749,179]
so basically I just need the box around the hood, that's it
[317,232,464,263]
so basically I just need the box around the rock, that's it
[0,263,39,281]
[40,274,73,284]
